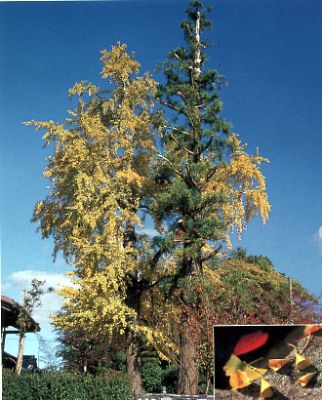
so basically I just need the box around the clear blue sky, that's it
[1,0,322,364]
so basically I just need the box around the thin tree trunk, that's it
[177,309,199,394]
[126,328,142,394]
[16,332,26,375]
[2,328,6,354]
[124,223,143,394]
[205,367,211,394]
[194,11,201,77]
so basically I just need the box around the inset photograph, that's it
[214,325,322,399]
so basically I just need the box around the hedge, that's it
[2,370,134,400]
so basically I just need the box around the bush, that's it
[141,359,163,392]
[2,370,134,400]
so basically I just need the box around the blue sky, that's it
[1,0,321,365]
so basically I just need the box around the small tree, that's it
[16,279,52,375]
[37,334,60,371]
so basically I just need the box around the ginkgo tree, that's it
[26,43,160,393]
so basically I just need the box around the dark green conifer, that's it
[152,1,270,394]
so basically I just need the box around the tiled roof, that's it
[1,295,40,332]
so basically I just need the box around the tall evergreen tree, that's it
[153,1,270,393]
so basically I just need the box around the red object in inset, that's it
[233,331,269,356]
[303,325,322,336]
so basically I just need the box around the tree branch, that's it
[157,154,186,181]
[201,137,213,153]
[169,133,195,155]
[158,100,180,113]
[185,162,199,190]
[201,245,222,263]
[162,126,190,136]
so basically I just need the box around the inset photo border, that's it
[213,324,322,399]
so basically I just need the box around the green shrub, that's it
[2,370,134,400]
[141,359,163,392]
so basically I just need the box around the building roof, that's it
[1,295,40,332]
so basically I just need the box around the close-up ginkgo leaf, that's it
[260,378,274,398]
[297,371,317,387]
[268,358,292,371]
[233,330,269,356]
[223,354,267,389]
[295,353,311,371]
[229,370,251,390]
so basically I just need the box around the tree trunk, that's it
[126,329,142,394]
[2,328,6,355]
[205,367,211,394]
[123,223,143,394]
[177,310,199,394]
[16,332,26,375]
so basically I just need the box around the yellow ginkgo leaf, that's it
[223,354,244,376]
[298,371,317,387]
[245,366,268,382]
[295,353,311,371]
[223,354,267,389]
[260,378,274,398]
[229,369,251,389]
[268,358,291,371]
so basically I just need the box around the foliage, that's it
[55,326,178,393]
[17,280,50,333]
[231,247,274,272]
[2,370,133,400]
[26,43,158,342]
[55,324,133,375]
[16,280,53,375]
[150,1,270,391]
[141,359,163,392]
[152,1,270,264]
[37,334,60,371]
[213,257,318,324]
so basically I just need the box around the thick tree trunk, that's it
[16,333,26,375]
[126,329,142,394]
[177,310,199,394]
